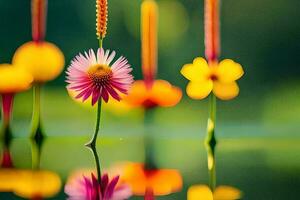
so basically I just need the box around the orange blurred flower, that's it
[125,0,182,109]
[120,162,182,196]
[124,80,182,109]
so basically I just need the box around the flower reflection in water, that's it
[0,131,62,199]
[0,137,16,192]
[65,172,131,200]
[14,170,61,200]
[119,162,182,197]
[0,169,61,199]
[188,184,242,200]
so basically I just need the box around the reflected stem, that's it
[87,142,102,189]
[31,139,41,170]
[30,84,43,139]
[144,108,156,170]
[205,94,217,191]
[86,99,103,185]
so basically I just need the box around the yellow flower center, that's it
[208,66,219,81]
[87,64,112,86]
[209,73,218,81]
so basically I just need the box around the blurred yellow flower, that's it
[0,169,20,192]
[0,64,33,93]
[0,169,61,199]
[188,185,242,200]
[13,41,65,83]
[14,170,61,199]
[181,58,244,100]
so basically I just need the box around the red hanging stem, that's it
[1,94,14,127]
[204,0,220,63]
[31,0,47,42]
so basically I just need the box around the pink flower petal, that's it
[66,48,134,105]
[104,176,119,199]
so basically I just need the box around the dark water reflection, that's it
[0,136,300,199]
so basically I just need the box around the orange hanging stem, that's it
[31,0,47,42]
[204,0,220,62]
[141,0,158,87]
[96,0,108,39]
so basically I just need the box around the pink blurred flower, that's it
[66,48,134,105]
[65,173,132,200]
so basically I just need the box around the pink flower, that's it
[65,173,132,200]
[66,48,134,105]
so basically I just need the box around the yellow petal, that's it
[214,186,242,200]
[0,64,33,93]
[217,59,244,83]
[186,80,213,100]
[13,41,65,83]
[181,57,209,82]
[187,185,213,200]
[213,81,239,100]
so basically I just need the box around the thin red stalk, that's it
[1,148,14,168]
[31,0,48,42]
[1,94,14,127]
[204,0,220,63]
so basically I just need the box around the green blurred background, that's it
[0,0,300,199]
[0,0,299,137]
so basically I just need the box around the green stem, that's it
[99,38,103,48]
[205,94,217,191]
[86,99,102,147]
[30,84,43,138]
